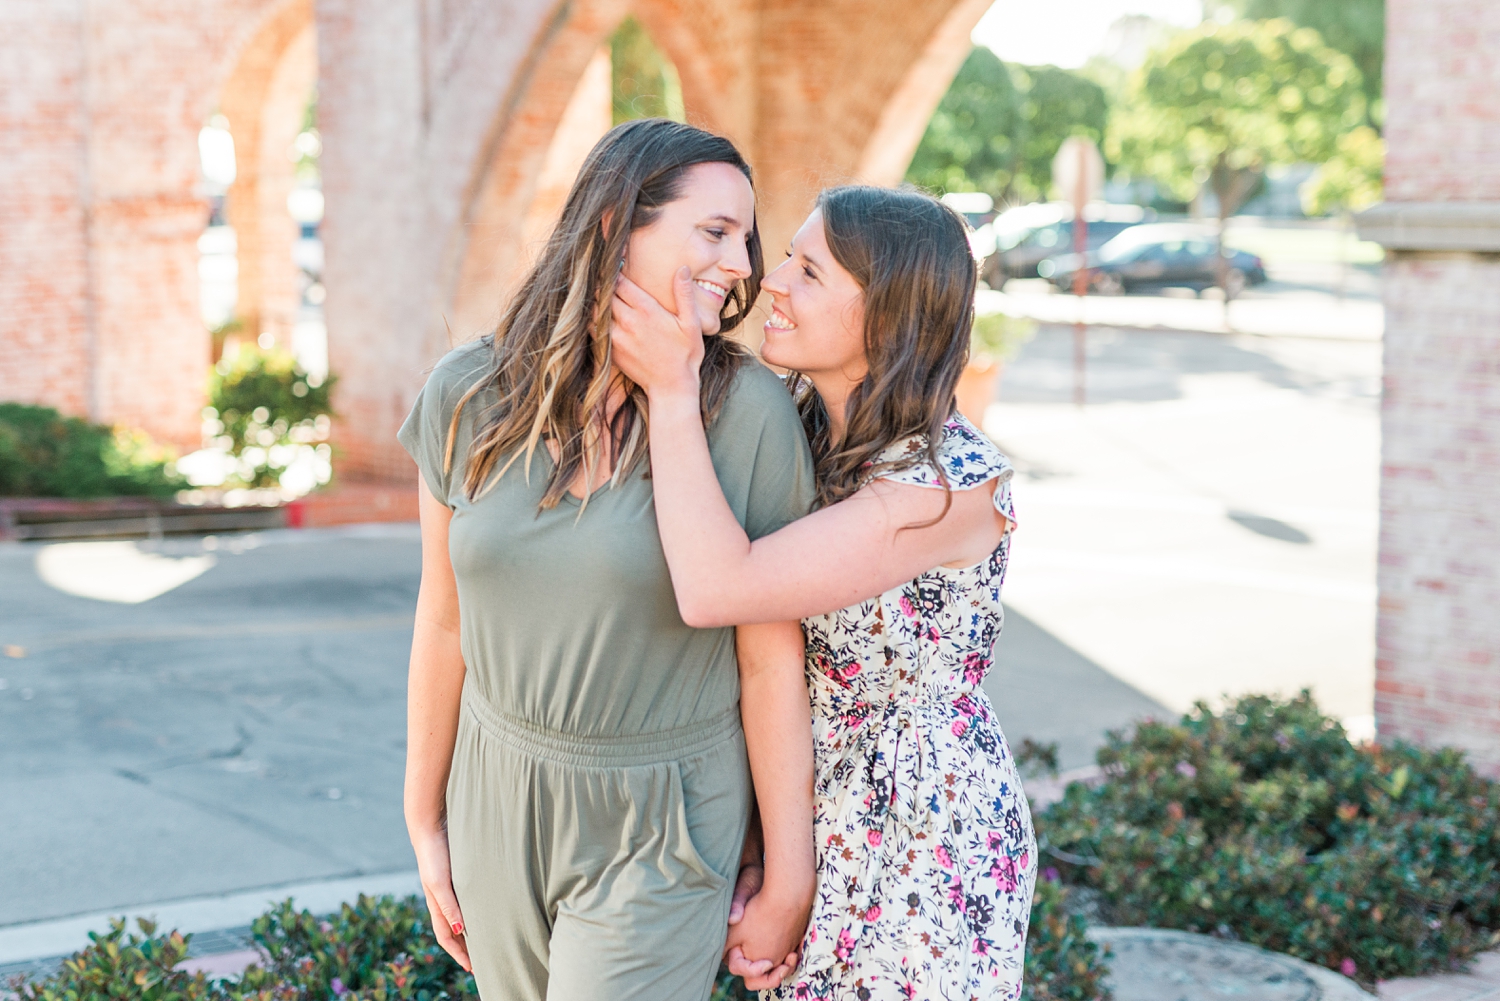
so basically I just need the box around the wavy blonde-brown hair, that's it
[447,118,763,509]
[789,185,977,512]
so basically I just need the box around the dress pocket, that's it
[667,759,734,893]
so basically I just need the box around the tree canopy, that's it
[905,47,1021,199]
[1207,0,1384,117]
[1107,18,1367,220]
[905,48,1106,203]
[1301,124,1383,216]
[1010,65,1109,202]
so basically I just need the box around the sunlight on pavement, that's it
[985,329,1379,735]
[35,542,216,604]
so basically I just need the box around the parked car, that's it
[983,202,1154,285]
[1038,224,1268,296]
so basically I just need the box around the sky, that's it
[971,0,1204,68]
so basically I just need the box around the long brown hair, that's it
[448,118,763,509]
[789,185,977,510]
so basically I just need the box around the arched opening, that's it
[214,0,319,369]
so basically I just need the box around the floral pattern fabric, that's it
[768,415,1037,1001]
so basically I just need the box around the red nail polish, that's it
[452,922,464,935]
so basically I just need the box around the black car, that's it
[1039,224,1268,296]
[982,202,1155,285]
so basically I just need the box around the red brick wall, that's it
[1378,0,1500,775]
[1379,255,1500,772]
[0,0,292,450]
[1383,0,1500,202]
[0,2,92,420]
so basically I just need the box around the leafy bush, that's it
[16,892,1104,1001]
[1022,877,1111,1001]
[1038,690,1500,986]
[234,895,475,1001]
[0,404,183,498]
[971,311,1036,365]
[207,348,335,490]
[11,918,213,1001]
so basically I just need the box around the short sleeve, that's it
[706,360,817,541]
[872,415,1017,529]
[396,340,492,506]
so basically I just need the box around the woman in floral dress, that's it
[610,185,1037,1000]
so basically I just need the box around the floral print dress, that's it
[768,415,1037,1001]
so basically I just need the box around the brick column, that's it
[1356,0,1500,775]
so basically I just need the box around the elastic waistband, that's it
[463,680,743,767]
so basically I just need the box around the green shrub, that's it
[10,917,213,1001]
[234,895,475,1001]
[207,348,335,490]
[971,310,1036,364]
[1022,877,1111,1001]
[1038,690,1500,986]
[0,404,183,498]
[15,892,1104,1001]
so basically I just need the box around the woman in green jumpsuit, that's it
[399,120,818,1001]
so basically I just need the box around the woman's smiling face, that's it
[758,209,867,381]
[622,162,755,336]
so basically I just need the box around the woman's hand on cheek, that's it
[610,268,705,400]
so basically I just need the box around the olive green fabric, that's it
[397,340,815,1000]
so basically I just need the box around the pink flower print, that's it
[972,936,989,955]
[899,596,916,618]
[986,831,1004,853]
[962,652,989,686]
[794,984,812,1000]
[991,855,1019,893]
[901,983,916,999]
[865,904,882,922]
[1019,850,1030,870]
[926,626,940,641]
[948,882,967,911]
[935,844,954,868]
[951,717,969,737]
[839,662,862,681]
[834,927,856,962]
[954,694,977,716]
[867,829,883,847]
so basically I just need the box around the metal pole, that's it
[1071,142,1089,408]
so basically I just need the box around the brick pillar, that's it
[0,2,92,421]
[1357,0,1500,775]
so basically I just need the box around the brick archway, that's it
[219,0,318,353]
[0,0,311,450]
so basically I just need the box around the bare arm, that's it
[406,480,471,970]
[612,272,1009,628]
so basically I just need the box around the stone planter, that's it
[1090,927,1374,1001]
[956,358,1003,427]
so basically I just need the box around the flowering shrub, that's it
[10,918,213,1001]
[1037,690,1500,986]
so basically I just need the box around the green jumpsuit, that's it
[398,340,815,1001]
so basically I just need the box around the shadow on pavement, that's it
[985,605,1169,772]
